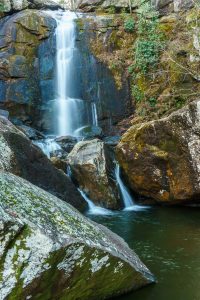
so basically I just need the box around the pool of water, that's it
[86,207,200,300]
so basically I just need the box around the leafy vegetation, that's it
[124,17,135,33]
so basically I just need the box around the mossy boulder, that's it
[68,139,121,209]
[0,172,155,299]
[0,116,85,211]
[117,100,200,205]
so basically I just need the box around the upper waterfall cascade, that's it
[50,11,99,137]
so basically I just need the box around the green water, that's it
[87,207,200,300]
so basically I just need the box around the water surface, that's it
[87,207,200,300]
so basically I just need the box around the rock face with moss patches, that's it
[117,100,200,205]
[68,139,121,209]
[0,9,57,131]
[0,116,85,211]
[0,172,155,299]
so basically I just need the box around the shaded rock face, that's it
[68,139,121,209]
[0,9,57,132]
[117,100,200,205]
[75,16,132,134]
[0,116,85,211]
[0,172,154,299]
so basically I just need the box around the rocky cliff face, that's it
[0,6,133,135]
[77,0,200,131]
[0,9,57,131]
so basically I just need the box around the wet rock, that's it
[50,156,67,172]
[0,109,9,118]
[117,100,200,205]
[68,138,120,209]
[103,135,121,147]
[55,135,77,154]
[17,124,45,140]
[80,125,103,139]
[0,172,154,299]
[0,116,85,211]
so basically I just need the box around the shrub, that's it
[124,18,135,32]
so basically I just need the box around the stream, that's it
[86,207,200,300]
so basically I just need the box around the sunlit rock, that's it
[117,100,200,205]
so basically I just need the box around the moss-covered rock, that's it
[117,100,200,205]
[0,116,86,211]
[68,139,121,209]
[0,172,154,299]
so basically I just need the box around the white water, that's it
[48,11,99,137]
[33,138,61,158]
[78,189,114,216]
[115,164,147,211]
[91,102,98,126]
[54,11,85,136]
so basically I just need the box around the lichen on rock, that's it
[0,172,155,299]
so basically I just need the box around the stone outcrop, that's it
[117,100,200,205]
[1,0,61,14]
[76,0,195,13]
[0,172,155,299]
[68,139,120,209]
[0,116,85,210]
[0,9,57,132]
[76,0,138,12]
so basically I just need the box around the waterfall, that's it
[91,102,98,126]
[48,11,100,137]
[78,189,114,216]
[55,11,86,136]
[115,164,147,211]
[33,138,61,158]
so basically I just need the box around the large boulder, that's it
[117,100,200,205]
[0,116,85,210]
[0,9,57,132]
[0,172,155,299]
[68,139,120,209]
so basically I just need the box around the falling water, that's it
[91,102,98,126]
[78,189,114,216]
[55,11,86,136]
[33,138,61,158]
[115,164,148,211]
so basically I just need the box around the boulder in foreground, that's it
[0,172,155,299]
